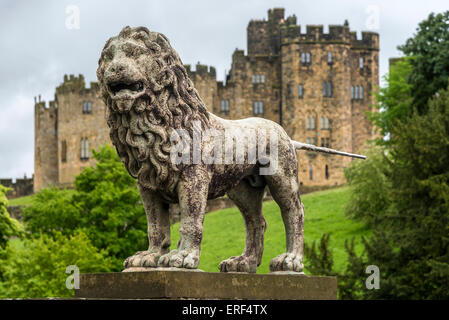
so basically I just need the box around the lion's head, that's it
[97,26,209,195]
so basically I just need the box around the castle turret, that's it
[34,98,58,192]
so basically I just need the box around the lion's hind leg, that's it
[265,173,304,273]
[219,178,266,273]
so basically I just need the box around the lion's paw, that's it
[158,249,200,269]
[123,251,161,269]
[219,255,257,273]
[269,252,303,273]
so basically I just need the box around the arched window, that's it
[81,138,89,160]
[320,117,324,129]
[325,117,330,129]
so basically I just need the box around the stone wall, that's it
[0,176,33,198]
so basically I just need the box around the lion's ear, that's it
[156,33,170,47]
[119,26,132,38]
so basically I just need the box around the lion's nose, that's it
[109,63,125,73]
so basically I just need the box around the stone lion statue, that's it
[97,26,364,273]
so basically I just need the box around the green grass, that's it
[7,194,36,206]
[170,186,370,274]
[7,189,76,207]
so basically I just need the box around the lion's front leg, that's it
[158,166,209,269]
[123,184,171,269]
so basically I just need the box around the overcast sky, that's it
[0,0,448,180]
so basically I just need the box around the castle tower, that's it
[34,98,58,192]
[55,74,110,186]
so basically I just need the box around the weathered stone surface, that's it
[75,271,337,300]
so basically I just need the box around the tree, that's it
[399,11,449,114]
[23,145,148,270]
[0,231,113,298]
[0,185,21,250]
[344,86,449,299]
[344,146,391,227]
[370,57,414,144]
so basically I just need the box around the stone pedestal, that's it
[75,269,337,300]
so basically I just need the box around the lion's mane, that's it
[97,26,210,195]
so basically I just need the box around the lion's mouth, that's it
[108,80,144,98]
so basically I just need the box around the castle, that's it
[34,8,379,192]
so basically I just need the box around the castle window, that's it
[351,86,354,99]
[83,101,92,114]
[301,52,311,65]
[81,138,89,160]
[306,138,316,145]
[320,117,324,129]
[325,117,330,129]
[325,138,330,148]
[355,86,359,100]
[360,85,364,100]
[61,140,67,163]
[306,117,316,130]
[321,137,325,147]
[359,57,364,69]
[323,81,332,97]
[251,74,265,84]
[220,100,229,114]
[327,52,333,65]
[325,165,329,179]
[287,84,292,97]
[253,101,263,115]
[309,164,313,180]
[298,84,304,98]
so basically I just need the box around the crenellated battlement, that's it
[55,74,100,95]
[280,21,378,50]
[185,63,217,80]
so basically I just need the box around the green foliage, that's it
[304,233,335,276]
[341,86,449,299]
[0,185,21,250]
[344,146,391,227]
[370,57,414,143]
[23,145,148,270]
[0,231,113,298]
[399,11,449,114]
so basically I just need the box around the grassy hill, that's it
[170,186,370,274]
[8,186,369,274]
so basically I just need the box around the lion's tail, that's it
[290,140,366,159]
